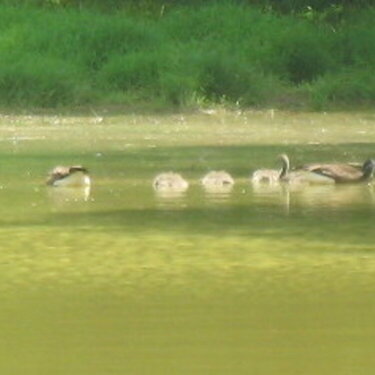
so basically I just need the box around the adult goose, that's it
[46,165,91,187]
[153,172,189,192]
[302,159,375,183]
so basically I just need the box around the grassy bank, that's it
[0,2,374,110]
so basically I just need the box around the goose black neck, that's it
[361,160,375,181]
[279,155,290,179]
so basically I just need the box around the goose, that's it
[153,172,189,192]
[46,165,91,187]
[201,171,234,187]
[278,154,335,185]
[301,159,375,183]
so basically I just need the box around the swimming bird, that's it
[251,154,303,185]
[153,172,189,192]
[278,154,335,185]
[302,159,375,183]
[251,168,280,185]
[201,171,234,187]
[251,155,287,185]
[46,165,91,187]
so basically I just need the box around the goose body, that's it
[302,159,375,183]
[201,171,234,187]
[46,166,91,187]
[153,172,189,192]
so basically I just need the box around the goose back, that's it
[302,159,375,183]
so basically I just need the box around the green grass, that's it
[0,2,374,110]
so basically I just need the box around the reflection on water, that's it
[153,186,188,210]
[202,183,234,194]
[202,182,234,204]
[47,186,91,208]
[293,183,375,209]
[251,181,375,213]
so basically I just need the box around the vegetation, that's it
[1,0,373,13]
[0,1,373,110]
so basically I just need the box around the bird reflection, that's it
[292,184,375,209]
[251,181,290,213]
[203,182,233,194]
[47,186,91,208]
[203,184,234,205]
[153,189,188,210]
[154,188,187,200]
[251,181,375,213]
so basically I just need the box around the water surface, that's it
[0,110,374,374]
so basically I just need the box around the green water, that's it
[0,110,375,374]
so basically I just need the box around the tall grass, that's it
[0,2,373,109]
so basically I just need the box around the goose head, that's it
[362,159,375,181]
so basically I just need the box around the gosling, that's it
[201,170,234,187]
[153,172,189,192]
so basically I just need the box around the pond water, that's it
[0,110,375,374]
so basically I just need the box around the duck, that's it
[201,170,234,187]
[278,154,335,185]
[152,172,189,192]
[301,159,375,183]
[46,165,91,187]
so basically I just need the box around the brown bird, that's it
[46,166,91,187]
[302,159,375,183]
